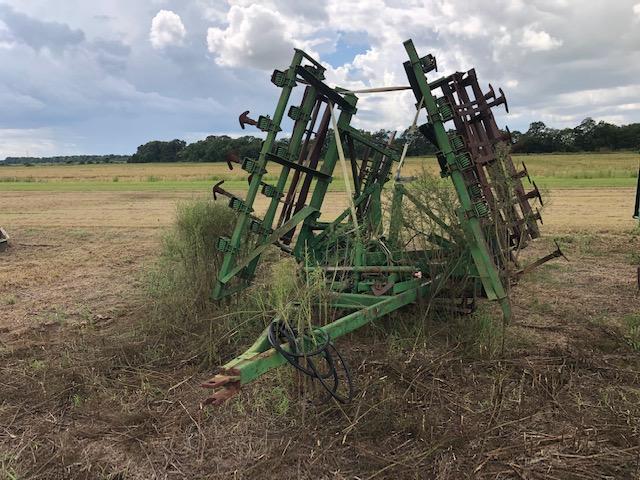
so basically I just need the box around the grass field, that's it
[0,152,638,191]
[1,153,640,479]
[1,153,638,232]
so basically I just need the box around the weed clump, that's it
[623,314,640,351]
[144,199,243,362]
[147,199,234,317]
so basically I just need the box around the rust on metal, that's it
[201,371,241,407]
[238,110,258,129]
[516,240,568,277]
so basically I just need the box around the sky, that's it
[0,0,639,158]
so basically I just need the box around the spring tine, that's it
[212,180,237,202]
[522,180,543,206]
[486,87,508,113]
[484,83,496,101]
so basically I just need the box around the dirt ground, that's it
[1,186,640,479]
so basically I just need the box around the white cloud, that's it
[206,4,302,70]
[1,0,640,158]
[519,26,562,51]
[0,19,14,49]
[0,128,68,158]
[149,10,186,49]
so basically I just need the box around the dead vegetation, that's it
[1,196,640,478]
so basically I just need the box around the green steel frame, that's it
[202,40,526,406]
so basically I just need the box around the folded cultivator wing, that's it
[202,39,551,406]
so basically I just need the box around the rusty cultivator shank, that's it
[202,39,552,406]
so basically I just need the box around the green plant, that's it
[0,456,19,480]
[144,199,265,366]
[148,199,234,318]
[71,393,84,407]
[623,314,640,351]
[2,295,16,305]
[457,311,504,358]
[29,359,46,371]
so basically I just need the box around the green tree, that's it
[129,139,186,163]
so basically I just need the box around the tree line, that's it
[128,117,640,164]
[511,118,640,153]
[0,154,130,165]
[2,117,637,165]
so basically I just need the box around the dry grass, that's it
[0,152,637,184]
[0,162,249,183]
[1,187,636,232]
[1,228,639,479]
[1,160,640,478]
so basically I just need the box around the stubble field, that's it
[1,152,639,479]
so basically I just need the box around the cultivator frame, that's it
[202,39,548,406]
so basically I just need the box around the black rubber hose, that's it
[266,320,353,404]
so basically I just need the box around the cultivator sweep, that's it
[202,39,551,406]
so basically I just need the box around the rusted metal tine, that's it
[512,161,531,183]
[224,151,241,171]
[358,146,371,184]
[277,90,321,229]
[522,180,543,206]
[461,72,530,245]
[358,132,397,217]
[516,240,568,276]
[442,77,497,206]
[446,72,524,244]
[289,105,331,213]
[212,180,238,202]
[239,110,258,129]
[201,372,241,407]
[281,103,332,243]
[464,70,540,240]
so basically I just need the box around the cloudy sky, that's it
[0,0,639,158]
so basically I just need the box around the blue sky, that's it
[0,0,639,158]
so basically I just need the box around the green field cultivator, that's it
[202,39,554,406]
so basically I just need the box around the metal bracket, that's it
[420,54,437,73]
[249,219,273,236]
[288,105,310,122]
[216,236,238,255]
[261,182,283,199]
[241,157,267,176]
[257,115,282,133]
[271,69,295,88]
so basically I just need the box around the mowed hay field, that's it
[1,152,638,230]
[1,152,640,479]
[0,152,638,188]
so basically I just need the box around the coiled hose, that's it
[267,320,353,404]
